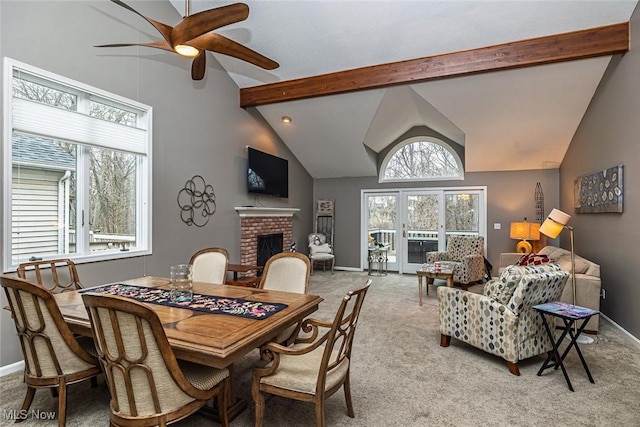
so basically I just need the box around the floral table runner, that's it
[81,283,287,319]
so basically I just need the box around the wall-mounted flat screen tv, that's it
[247,147,289,198]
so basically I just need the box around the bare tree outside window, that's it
[383,141,461,180]
[12,77,138,255]
[13,78,77,110]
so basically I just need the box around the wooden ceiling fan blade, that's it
[109,0,174,45]
[172,3,249,46]
[95,40,174,53]
[190,33,279,70]
[191,51,207,81]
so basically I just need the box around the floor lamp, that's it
[539,208,594,344]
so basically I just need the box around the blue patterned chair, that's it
[438,263,569,375]
[425,235,485,286]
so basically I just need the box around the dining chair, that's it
[82,292,230,427]
[258,252,311,345]
[258,252,310,293]
[252,279,372,427]
[189,247,229,284]
[1,275,102,427]
[17,258,84,293]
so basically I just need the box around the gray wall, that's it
[0,1,313,366]
[557,3,640,338]
[314,169,559,274]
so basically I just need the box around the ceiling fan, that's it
[96,0,279,81]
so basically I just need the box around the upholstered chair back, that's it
[485,263,568,314]
[259,252,310,293]
[83,293,230,426]
[446,235,484,260]
[17,258,83,293]
[83,294,195,417]
[259,252,310,345]
[2,276,97,380]
[2,275,101,426]
[189,247,229,284]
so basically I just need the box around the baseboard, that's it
[0,360,24,377]
[601,313,640,346]
[333,266,362,272]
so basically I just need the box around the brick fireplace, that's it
[235,207,300,274]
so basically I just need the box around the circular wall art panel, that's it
[177,175,216,227]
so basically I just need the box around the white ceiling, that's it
[169,0,638,178]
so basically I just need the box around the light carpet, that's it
[1,271,639,426]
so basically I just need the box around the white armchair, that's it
[308,233,335,274]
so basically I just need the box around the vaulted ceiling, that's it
[169,0,638,178]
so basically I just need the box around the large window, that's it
[3,58,152,270]
[380,136,463,182]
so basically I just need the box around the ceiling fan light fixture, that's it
[175,44,199,58]
[97,1,276,81]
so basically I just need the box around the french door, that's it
[364,193,400,271]
[363,187,485,273]
[401,191,443,273]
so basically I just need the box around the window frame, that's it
[3,57,152,272]
[379,135,464,183]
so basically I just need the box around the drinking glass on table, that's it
[170,264,193,303]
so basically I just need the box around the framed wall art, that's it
[574,164,623,214]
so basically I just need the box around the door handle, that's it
[403,230,406,238]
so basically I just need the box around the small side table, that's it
[533,301,599,392]
[416,264,454,306]
[368,246,388,276]
[226,263,263,288]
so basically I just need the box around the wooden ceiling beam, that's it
[240,22,629,108]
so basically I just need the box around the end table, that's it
[368,246,389,276]
[533,301,599,392]
[416,263,454,305]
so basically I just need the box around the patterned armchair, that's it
[425,235,485,285]
[438,263,569,375]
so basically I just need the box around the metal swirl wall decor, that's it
[177,175,216,227]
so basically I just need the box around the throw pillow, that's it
[517,252,553,266]
[484,276,520,305]
[310,243,332,255]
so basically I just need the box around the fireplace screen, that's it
[257,233,284,268]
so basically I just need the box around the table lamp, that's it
[510,219,540,253]
[539,208,594,344]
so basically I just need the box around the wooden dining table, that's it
[53,276,323,420]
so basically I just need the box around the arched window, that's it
[380,136,463,182]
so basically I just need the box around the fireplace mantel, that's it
[234,207,300,217]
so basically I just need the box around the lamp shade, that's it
[509,222,541,241]
[539,208,571,238]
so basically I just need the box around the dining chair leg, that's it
[57,377,67,427]
[343,373,355,418]
[18,385,36,418]
[314,399,325,427]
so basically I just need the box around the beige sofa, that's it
[499,246,601,333]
